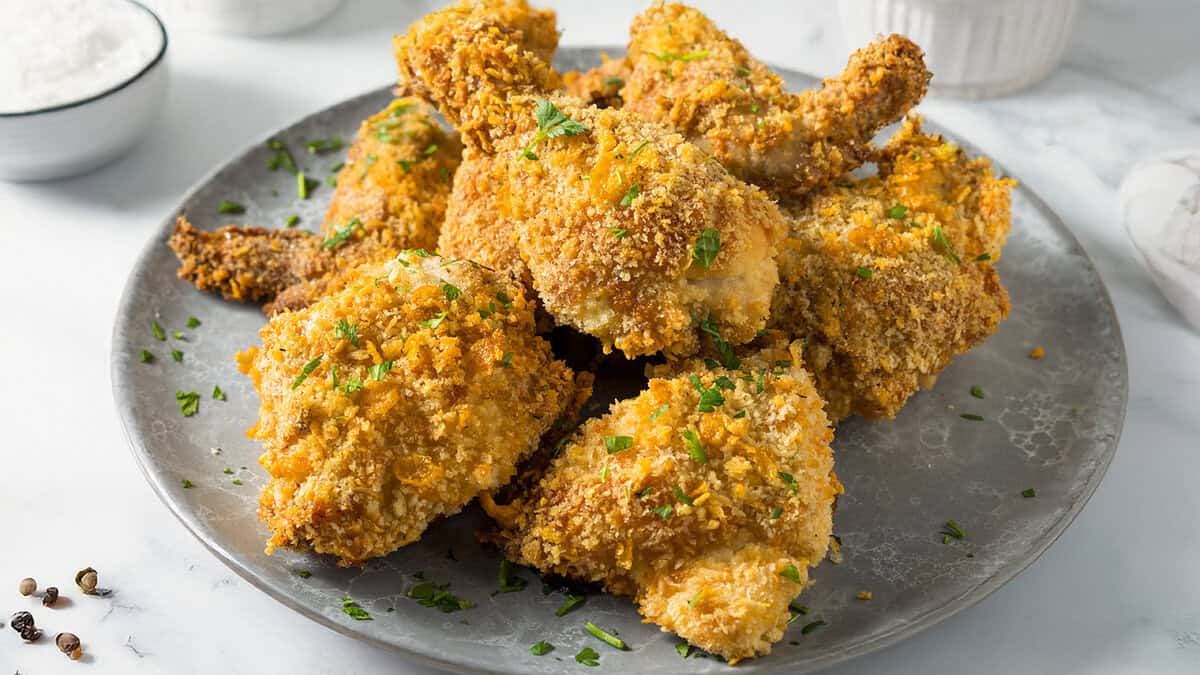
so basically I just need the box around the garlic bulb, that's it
[1119,151,1200,332]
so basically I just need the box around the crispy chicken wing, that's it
[168,97,460,313]
[395,5,788,358]
[487,340,839,661]
[622,3,930,196]
[437,150,531,289]
[239,251,581,565]
[770,116,1014,421]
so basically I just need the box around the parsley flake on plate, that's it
[529,640,554,656]
[341,597,372,621]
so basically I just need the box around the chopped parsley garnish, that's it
[943,520,966,539]
[779,564,803,584]
[495,352,514,368]
[396,159,414,173]
[305,137,343,154]
[555,593,586,616]
[932,224,962,264]
[599,463,609,481]
[296,570,312,578]
[960,413,984,421]
[171,349,183,363]
[887,204,908,219]
[619,182,639,207]
[322,217,362,250]
[478,302,497,319]
[653,50,709,62]
[408,581,475,612]
[186,316,201,328]
[496,290,513,307]
[217,200,245,214]
[368,361,394,381]
[575,646,600,667]
[672,485,694,506]
[326,175,337,187]
[361,153,378,178]
[778,471,799,494]
[603,76,624,87]
[341,597,372,621]
[609,227,627,239]
[520,99,589,160]
[653,504,674,520]
[691,228,720,269]
[442,282,461,301]
[212,385,226,401]
[735,65,752,76]
[285,214,299,227]
[330,162,344,172]
[635,486,654,498]
[856,266,873,279]
[675,643,691,658]
[1022,488,1037,498]
[800,620,826,635]
[970,386,985,399]
[176,390,200,416]
[497,560,528,593]
[585,622,628,650]
[152,320,166,341]
[266,138,298,174]
[975,252,992,261]
[714,376,735,390]
[173,330,184,340]
[770,507,783,519]
[291,355,324,389]
[224,468,234,475]
[232,479,243,485]
[681,429,707,464]
[732,410,747,419]
[627,140,649,162]
[649,404,669,421]
[181,478,194,488]
[688,374,726,412]
[604,435,633,454]
[696,314,740,369]
[334,319,360,346]
[423,144,438,156]
[530,640,554,656]
[790,602,810,615]
[139,350,154,363]
[297,171,317,199]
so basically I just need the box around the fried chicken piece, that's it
[437,150,531,289]
[561,55,630,109]
[395,5,788,358]
[770,116,1015,421]
[322,97,462,252]
[621,3,930,196]
[487,340,839,662]
[168,97,460,312]
[238,251,580,565]
[168,217,330,304]
[453,0,559,65]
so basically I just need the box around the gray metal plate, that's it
[110,48,1127,674]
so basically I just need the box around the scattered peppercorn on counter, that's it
[157,0,1019,665]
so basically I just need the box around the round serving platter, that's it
[111,48,1127,674]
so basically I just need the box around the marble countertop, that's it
[2,1,1198,673]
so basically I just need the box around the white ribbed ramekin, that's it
[838,0,1080,98]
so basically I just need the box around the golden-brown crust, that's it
[561,55,629,109]
[495,340,839,661]
[322,97,463,252]
[240,251,580,565]
[622,4,930,196]
[437,150,531,289]
[396,10,788,357]
[770,116,1015,421]
[168,217,330,304]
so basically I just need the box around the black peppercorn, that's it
[56,632,82,659]
[10,611,41,642]
[42,587,59,607]
[75,567,98,595]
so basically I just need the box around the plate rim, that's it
[110,49,1129,675]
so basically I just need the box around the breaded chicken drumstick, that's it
[770,116,1014,421]
[485,339,840,662]
[396,3,788,358]
[621,3,930,197]
[240,250,582,565]
[169,96,461,313]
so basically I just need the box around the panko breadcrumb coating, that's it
[238,251,581,565]
[322,97,463,252]
[561,55,630,109]
[454,0,560,66]
[488,340,840,661]
[438,150,532,289]
[622,4,930,196]
[395,6,788,357]
[169,98,460,313]
[770,116,1015,421]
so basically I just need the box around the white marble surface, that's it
[1,0,1198,672]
